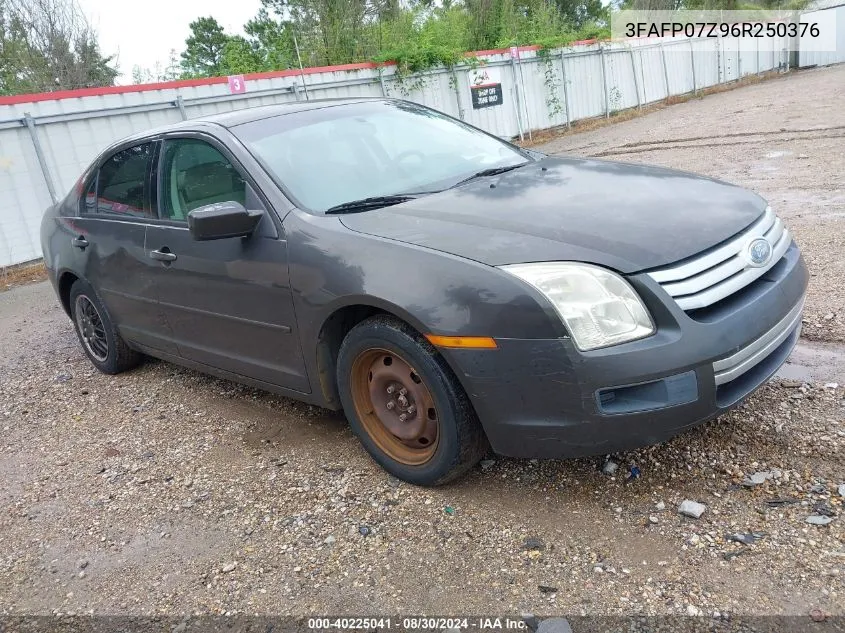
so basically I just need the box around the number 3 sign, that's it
[227,75,247,94]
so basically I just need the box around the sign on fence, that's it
[227,75,247,94]
[471,84,503,109]
[469,67,503,109]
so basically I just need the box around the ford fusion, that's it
[41,98,808,485]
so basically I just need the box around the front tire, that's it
[337,315,487,486]
[69,279,141,375]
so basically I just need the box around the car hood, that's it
[338,156,768,273]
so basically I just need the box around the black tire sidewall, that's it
[337,318,476,486]
[69,280,122,374]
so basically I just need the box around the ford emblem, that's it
[746,237,773,267]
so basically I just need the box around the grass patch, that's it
[2,260,47,291]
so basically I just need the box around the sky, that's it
[78,0,263,84]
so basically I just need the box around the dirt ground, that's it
[0,66,843,622]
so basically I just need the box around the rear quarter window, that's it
[83,143,156,219]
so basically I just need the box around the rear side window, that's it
[160,139,246,222]
[85,143,155,219]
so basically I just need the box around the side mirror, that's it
[187,201,263,241]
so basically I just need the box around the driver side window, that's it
[160,139,246,223]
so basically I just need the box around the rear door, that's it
[144,135,309,392]
[72,141,176,354]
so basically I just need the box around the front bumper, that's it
[446,243,809,459]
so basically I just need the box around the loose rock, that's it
[601,459,619,476]
[678,500,707,519]
[805,515,833,526]
[744,471,773,486]
[727,532,766,545]
[522,537,545,552]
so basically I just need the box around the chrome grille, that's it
[648,207,791,311]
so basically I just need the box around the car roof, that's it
[123,97,386,141]
[198,97,385,127]
[98,97,396,159]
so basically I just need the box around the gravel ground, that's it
[1,67,844,621]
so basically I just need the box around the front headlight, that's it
[499,262,655,351]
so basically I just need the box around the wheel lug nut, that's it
[407,405,416,415]
[399,388,407,396]
[399,413,407,422]
[386,401,395,410]
[386,385,395,394]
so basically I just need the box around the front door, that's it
[145,136,309,392]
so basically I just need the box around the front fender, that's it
[285,211,567,404]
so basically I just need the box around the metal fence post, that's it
[599,45,610,117]
[516,53,532,141]
[378,68,388,96]
[559,50,571,128]
[292,82,301,101]
[629,47,642,109]
[659,43,671,99]
[716,37,722,85]
[174,95,188,120]
[23,113,57,204]
[689,41,697,94]
[639,48,648,104]
[510,54,526,141]
[450,69,465,120]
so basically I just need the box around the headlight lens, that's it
[500,262,655,351]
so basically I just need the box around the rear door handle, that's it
[71,236,89,249]
[149,249,177,262]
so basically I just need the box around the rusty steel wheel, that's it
[350,348,439,465]
[337,315,488,485]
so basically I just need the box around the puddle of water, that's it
[776,340,845,384]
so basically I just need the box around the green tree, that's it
[221,36,265,75]
[176,0,615,80]
[243,8,298,70]
[0,0,118,95]
[181,16,230,77]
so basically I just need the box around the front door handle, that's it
[149,248,177,263]
[71,236,89,249]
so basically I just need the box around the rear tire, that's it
[337,315,488,486]
[69,279,141,375]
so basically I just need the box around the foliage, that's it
[169,0,613,82]
[180,16,231,78]
[0,0,118,95]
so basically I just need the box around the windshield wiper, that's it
[450,163,528,188]
[325,195,417,215]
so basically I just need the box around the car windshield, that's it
[233,100,529,212]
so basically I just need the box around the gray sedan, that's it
[41,98,808,485]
